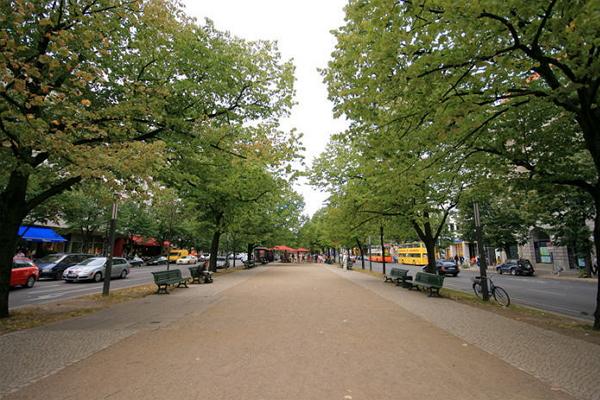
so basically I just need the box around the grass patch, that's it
[440,287,600,345]
[352,267,600,344]
[0,283,157,336]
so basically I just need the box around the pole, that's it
[380,224,386,275]
[166,203,174,271]
[473,202,490,301]
[102,202,118,297]
[368,236,372,271]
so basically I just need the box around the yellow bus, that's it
[397,242,428,265]
[368,247,393,263]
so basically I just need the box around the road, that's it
[8,263,206,309]
[355,260,597,320]
[9,259,598,321]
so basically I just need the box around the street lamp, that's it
[102,202,118,297]
[473,202,490,301]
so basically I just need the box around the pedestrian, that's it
[454,254,459,266]
[553,262,564,276]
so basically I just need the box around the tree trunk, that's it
[424,237,437,274]
[593,197,600,330]
[380,224,386,275]
[0,171,30,318]
[209,229,222,272]
[247,243,254,261]
[356,238,365,270]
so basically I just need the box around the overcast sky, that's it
[182,0,349,216]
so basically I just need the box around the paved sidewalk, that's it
[0,267,265,398]
[1,263,582,400]
[328,265,600,400]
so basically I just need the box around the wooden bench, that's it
[188,266,213,284]
[152,269,189,294]
[384,268,413,287]
[243,260,256,269]
[414,272,444,297]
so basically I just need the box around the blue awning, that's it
[18,226,67,243]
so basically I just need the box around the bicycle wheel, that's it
[493,286,510,307]
[472,282,482,299]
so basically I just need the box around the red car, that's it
[11,257,39,288]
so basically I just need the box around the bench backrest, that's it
[390,268,409,278]
[415,271,444,286]
[152,269,182,282]
[188,266,199,278]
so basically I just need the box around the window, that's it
[534,241,552,264]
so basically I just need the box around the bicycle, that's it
[472,276,510,307]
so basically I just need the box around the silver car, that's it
[63,257,130,282]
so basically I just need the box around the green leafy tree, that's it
[325,0,600,327]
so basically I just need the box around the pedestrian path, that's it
[328,265,600,400]
[0,267,265,398]
[0,263,590,399]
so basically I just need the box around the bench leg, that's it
[178,280,189,288]
[156,284,169,294]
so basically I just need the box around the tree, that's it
[58,184,112,253]
[0,0,296,317]
[325,0,600,328]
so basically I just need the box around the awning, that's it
[18,226,66,243]
[131,235,169,247]
[271,245,296,252]
[296,248,310,252]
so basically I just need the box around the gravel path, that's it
[3,264,576,400]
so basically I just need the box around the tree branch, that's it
[26,176,82,212]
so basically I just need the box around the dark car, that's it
[421,259,460,277]
[36,253,92,280]
[127,256,144,267]
[145,256,168,266]
[496,259,535,276]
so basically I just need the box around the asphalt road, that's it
[354,260,597,321]
[9,259,598,321]
[8,263,208,309]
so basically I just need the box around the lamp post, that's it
[380,224,386,275]
[368,236,372,271]
[102,202,118,297]
[473,202,490,301]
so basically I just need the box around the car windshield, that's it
[78,258,106,266]
[36,254,63,263]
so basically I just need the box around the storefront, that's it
[17,226,67,257]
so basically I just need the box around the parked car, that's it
[496,259,535,276]
[11,257,40,288]
[146,256,168,266]
[227,253,248,262]
[215,256,230,269]
[176,255,198,265]
[63,257,130,282]
[127,256,144,267]
[36,253,92,280]
[421,259,460,276]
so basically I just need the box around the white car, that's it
[227,253,248,262]
[63,257,129,282]
[215,256,230,269]
[176,255,198,265]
